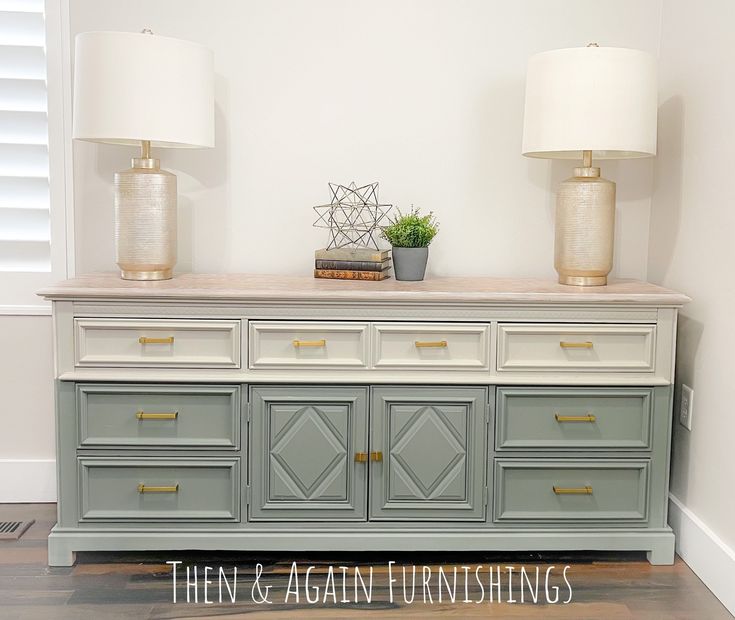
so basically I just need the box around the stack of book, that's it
[314,247,392,281]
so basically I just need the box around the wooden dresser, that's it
[40,274,689,566]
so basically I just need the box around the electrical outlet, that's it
[679,384,694,431]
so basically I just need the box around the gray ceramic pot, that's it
[391,246,429,281]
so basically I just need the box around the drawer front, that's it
[77,384,240,449]
[79,458,240,522]
[496,388,652,450]
[372,323,489,370]
[249,321,369,369]
[75,318,241,368]
[497,324,655,373]
[494,459,649,523]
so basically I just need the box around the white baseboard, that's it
[0,459,56,503]
[669,494,735,616]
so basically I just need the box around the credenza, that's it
[39,274,689,566]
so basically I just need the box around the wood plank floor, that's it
[0,504,731,619]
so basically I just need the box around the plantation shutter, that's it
[0,0,50,275]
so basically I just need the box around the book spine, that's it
[314,249,390,261]
[315,259,390,272]
[314,269,388,281]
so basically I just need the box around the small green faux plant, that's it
[381,207,439,248]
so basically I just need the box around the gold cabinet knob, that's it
[354,452,368,463]
[370,451,383,462]
[293,339,327,347]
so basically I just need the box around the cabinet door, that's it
[250,386,368,521]
[370,387,488,521]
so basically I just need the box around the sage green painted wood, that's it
[494,459,649,523]
[46,526,676,567]
[370,386,488,521]
[56,381,79,528]
[79,457,240,522]
[249,386,368,521]
[496,387,653,450]
[77,384,240,449]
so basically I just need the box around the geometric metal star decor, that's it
[313,182,393,250]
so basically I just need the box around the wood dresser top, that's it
[38,273,690,306]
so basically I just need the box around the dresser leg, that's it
[48,537,75,567]
[647,536,676,565]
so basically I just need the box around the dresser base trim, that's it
[47,525,675,566]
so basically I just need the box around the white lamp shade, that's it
[73,31,214,148]
[522,46,657,159]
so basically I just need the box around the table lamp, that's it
[73,30,214,280]
[522,44,657,286]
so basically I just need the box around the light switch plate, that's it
[679,384,694,431]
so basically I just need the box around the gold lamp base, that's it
[554,151,616,287]
[113,141,177,281]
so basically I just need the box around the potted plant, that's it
[381,207,438,281]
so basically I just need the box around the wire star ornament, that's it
[313,182,393,250]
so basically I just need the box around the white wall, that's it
[648,0,735,606]
[69,0,661,279]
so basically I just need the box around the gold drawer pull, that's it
[555,413,596,423]
[371,451,383,462]
[137,483,179,493]
[293,339,326,347]
[355,452,368,463]
[136,411,178,420]
[559,341,593,349]
[553,485,593,495]
[139,336,175,345]
[415,340,448,348]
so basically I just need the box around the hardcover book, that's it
[314,269,390,281]
[314,247,391,262]
[315,259,392,272]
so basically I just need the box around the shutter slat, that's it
[0,45,45,80]
[0,176,48,209]
[0,110,47,145]
[0,206,49,241]
[0,11,45,47]
[0,78,47,112]
[0,144,48,177]
[0,1,44,12]
[0,239,50,272]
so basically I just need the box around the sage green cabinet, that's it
[249,386,368,521]
[370,386,488,521]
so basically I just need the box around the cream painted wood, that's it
[497,323,656,373]
[74,318,241,369]
[249,321,369,369]
[39,273,691,306]
[372,323,489,370]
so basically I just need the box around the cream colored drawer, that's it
[74,318,241,368]
[249,321,369,369]
[497,323,655,373]
[372,323,489,370]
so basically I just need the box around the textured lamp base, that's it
[114,149,177,281]
[120,268,174,281]
[554,162,616,287]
